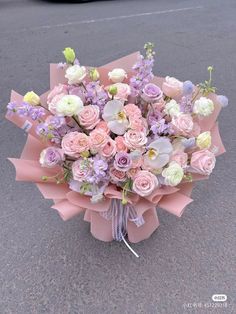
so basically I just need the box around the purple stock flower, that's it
[85,81,108,111]
[114,152,132,172]
[180,96,193,113]
[181,137,196,149]
[28,107,45,120]
[151,119,170,135]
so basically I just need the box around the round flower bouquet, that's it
[6,43,227,255]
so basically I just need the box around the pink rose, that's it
[100,138,117,158]
[190,149,216,175]
[171,114,194,136]
[152,99,165,111]
[113,83,131,101]
[132,170,158,197]
[124,130,147,150]
[115,136,128,152]
[90,129,109,152]
[124,103,142,118]
[162,76,183,99]
[47,84,68,114]
[109,167,127,183]
[61,132,90,158]
[78,105,100,130]
[95,121,110,134]
[171,152,188,168]
[72,159,91,182]
[129,116,146,132]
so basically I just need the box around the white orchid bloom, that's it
[144,138,173,169]
[102,100,129,135]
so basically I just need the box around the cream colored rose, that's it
[193,97,214,117]
[162,162,184,186]
[23,91,40,106]
[196,131,212,149]
[65,65,86,85]
[108,68,127,83]
[56,95,84,116]
[164,99,180,117]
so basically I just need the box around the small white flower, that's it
[65,64,86,85]
[164,99,180,117]
[102,100,129,135]
[108,68,127,83]
[193,97,214,117]
[144,138,173,169]
[56,95,84,116]
[162,161,184,186]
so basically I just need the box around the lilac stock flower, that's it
[130,55,154,96]
[114,152,132,172]
[85,81,108,111]
[28,107,45,120]
[93,156,108,178]
[151,119,170,135]
[183,80,194,96]
[7,102,17,115]
[180,96,193,114]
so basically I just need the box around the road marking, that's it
[2,6,203,34]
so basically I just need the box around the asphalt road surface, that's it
[0,0,235,313]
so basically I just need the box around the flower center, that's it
[148,148,158,160]
[117,111,126,123]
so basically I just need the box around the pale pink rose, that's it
[152,99,165,111]
[48,93,66,114]
[131,155,143,168]
[115,136,128,152]
[124,130,147,150]
[190,149,216,175]
[47,84,68,103]
[129,117,147,132]
[90,129,109,151]
[171,152,188,168]
[72,159,91,182]
[132,170,158,197]
[47,84,68,114]
[162,76,183,99]
[95,120,110,134]
[100,138,117,158]
[124,103,142,118]
[78,105,100,130]
[171,114,194,136]
[113,83,131,101]
[109,166,127,183]
[61,132,90,158]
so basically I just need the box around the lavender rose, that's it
[39,147,64,168]
[114,152,132,172]
[142,83,163,102]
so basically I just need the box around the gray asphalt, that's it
[0,0,235,313]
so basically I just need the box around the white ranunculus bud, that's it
[108,68,127,83]
[65,65,86,85]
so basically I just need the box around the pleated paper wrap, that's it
[6,52,225,243]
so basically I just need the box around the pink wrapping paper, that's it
[6,52,226,243]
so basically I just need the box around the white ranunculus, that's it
[162,161,184,186]
[193,97,214,117]
[108,68,127,83]
[56,95,84,116]
[164,99,180,117]
[65,65,86,85]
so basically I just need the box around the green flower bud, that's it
[62,47,76,64]
[108,85,118,96]
[207,66,213,72]
[89,68,100,81]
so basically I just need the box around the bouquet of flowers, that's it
[6,43,227,251]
